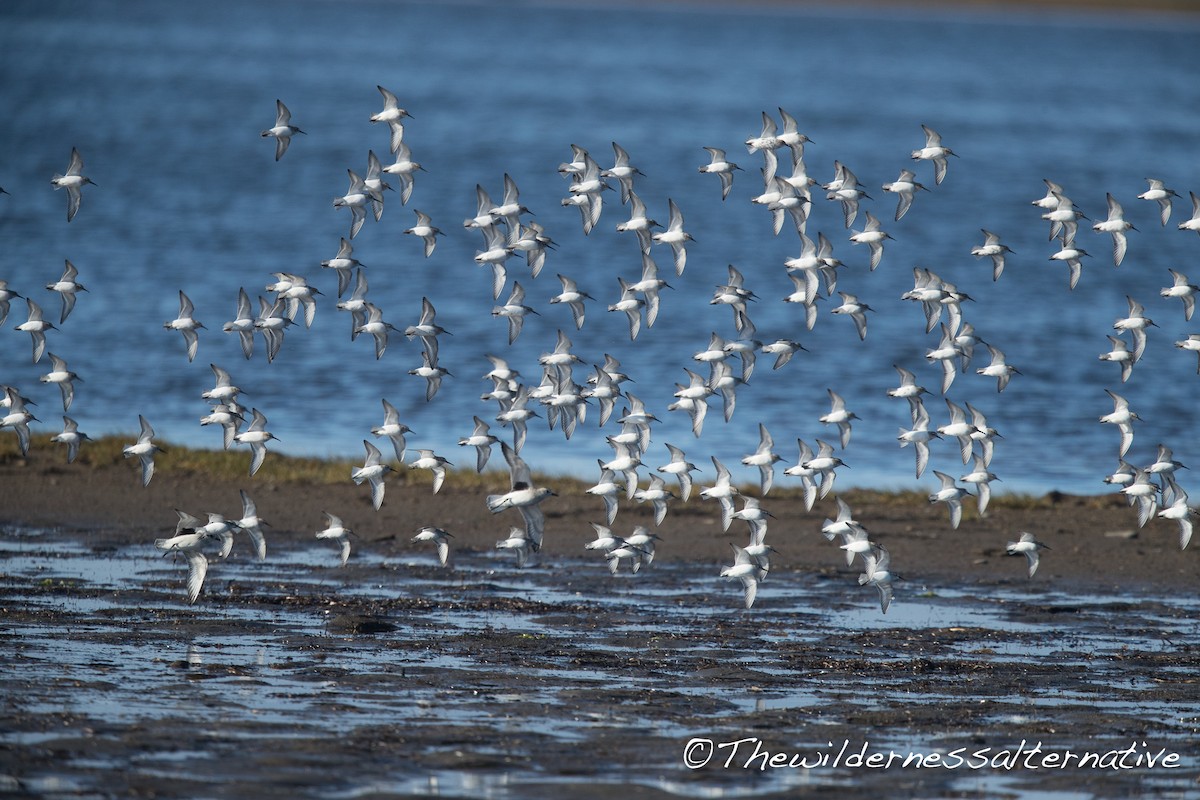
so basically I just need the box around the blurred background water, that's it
[2,0,1199,497]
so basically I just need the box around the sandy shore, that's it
[1,439,1193,593]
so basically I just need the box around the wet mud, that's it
[2,524,1197,799]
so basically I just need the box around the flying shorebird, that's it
[407,448,451,494]
[1006,531,1050,577]
[45,259,87,324]
[123,415,164,487]
[352,440,392,510]
[370,84,411,153]
[404,209,443,257]
[315,512,354,567]
[261,99,304,161]
[155,528,226,604]
[164,290,204,362]
[412,526,453,567]
[50,147,96,222]
[486,442,556,551]
[233,408,277,476]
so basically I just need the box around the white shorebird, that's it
[255,295,295,362]
[16,299,54,363]
[50,147,96,222]
[0,387,37,457]
[881,168,927,221]
[830,292,872,340]
[52,415,90,463]
[1006,532,1050,577]
[976,343,1020,392]
[1041,192,1087,242]
[849,211,892,271]
[1112,296,1155,363]
[549,274,593,330]
[634,475,675,525]
[363,149,392,220]
[1175,334,1200,373]
[859,544,898,614]
[355,302,398,360]
[370,85,411,153]
[164,290,204,362]
[333,170,371,239]
[742,423,783,495]
[910,124,956,185]
[40,353,81,411]
[746,110,783,154]
[316,513,354,567]
[201,363,242,407]
[721,543,764,610]
[234,490,268,562]
[897,398,939,479]
[486,442,556,551]
[657,443,699,502]
[223,288,256,359]
[155,529,225,604]
[819,389,858,449]
[762,337,807,369]
[201,403,243,450]
[495,526,534,568]
[802,439,847,500]
[1138,178,1178,226]
[405,296,449,363]
[582,364,622,427]
[651,198,693,276]
[1099,335,1135,383]
[233,408,277,476]
[492,282,538,345]
[412,526,453,567]
[1099,390,1138,459]
[1178,191,1200,235]
[0,281,20,328]
[1157,479,1193,549]
[1160,269,1198,321]
[825,160,870,228]
[45,259,87,324]
[321,238,364,298]
[407,448,451,494]
[458,416,498,472]
[372,399,411,463]
[261,99,304,161]
[587,460,622,525]
[961,454,999,516]
[670,369,712,438]
[1049,232,1090,290]
[383,141,422,205]
[603,141,644,205]
[937,399,978,464]
[700,457,740,531]
[1092,192,1137,267]
[971,229,1013,281]
[352,440,392,510]
[929,470,970,529]
[925,324,962,395]
[699,146,740,200]
[404,210,443,257]
[123,415,164,487]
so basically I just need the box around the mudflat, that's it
[2,446,1197,798]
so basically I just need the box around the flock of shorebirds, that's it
[3,86,1196,612]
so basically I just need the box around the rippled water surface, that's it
[2,1,1200,496]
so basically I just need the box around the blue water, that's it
[2,0,1200,496]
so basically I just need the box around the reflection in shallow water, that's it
[1,527,1196,797]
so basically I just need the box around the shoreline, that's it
[2,437,1194,595]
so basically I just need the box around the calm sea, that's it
[2,0,1200,497]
